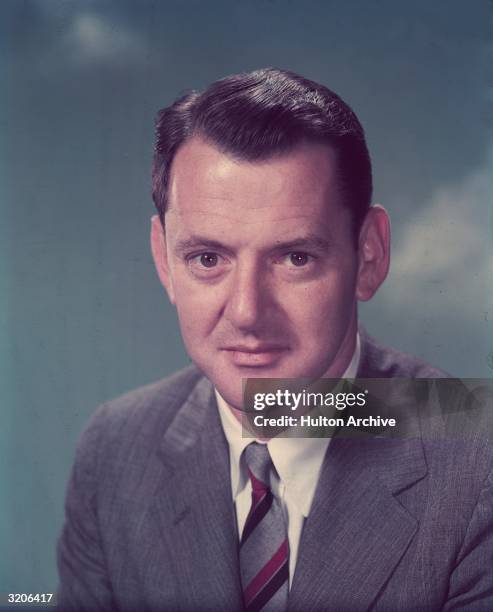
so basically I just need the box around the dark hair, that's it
[152,68,372,238]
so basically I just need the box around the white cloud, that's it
[383,156,493,320]
[65,13,146,65]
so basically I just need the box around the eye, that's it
[197,252,218,268]
[273,251,316,273]
[288,252,311,267]
[186,251,227,277]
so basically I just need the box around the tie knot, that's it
[244,442,273,491]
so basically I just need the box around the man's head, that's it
[152,67,372,241]
[150,68,390,410]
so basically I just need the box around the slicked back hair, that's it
[152,68,372,241]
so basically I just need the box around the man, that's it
[57,68,493,611]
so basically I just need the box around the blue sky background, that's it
[1,0,492,599]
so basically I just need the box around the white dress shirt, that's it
[215,334,361,587]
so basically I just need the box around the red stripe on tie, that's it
[248,468,268,495]
[243,539,289,606]
[241,490,273,546]
[246,559,289,611]
[251,489,268,512]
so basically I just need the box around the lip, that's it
[222,345,287,367]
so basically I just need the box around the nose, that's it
[224,260,269,332]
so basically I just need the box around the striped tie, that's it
[240,443,289,611]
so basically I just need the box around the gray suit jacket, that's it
[57,332,493,611]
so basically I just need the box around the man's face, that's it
[152,138,386,410]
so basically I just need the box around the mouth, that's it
[222,344,288,367]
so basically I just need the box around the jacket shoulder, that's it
[358,328,451,378]
[96,363,203,424]
[74,364,205,471]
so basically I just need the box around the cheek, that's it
[173,283,221,336]
[285,274,356,335]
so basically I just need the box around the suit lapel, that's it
[289,331,428,610]
[289,430,427,611]
[149,376,243,610]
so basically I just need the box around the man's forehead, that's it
[166,209,337,252]
[165,202,352,256]
[167,137,341,214]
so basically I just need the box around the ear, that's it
[355,205,391,301]
[150,214,176,304]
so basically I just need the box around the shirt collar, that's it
[216,333,360,517]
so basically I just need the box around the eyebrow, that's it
[272,234,332,252]
[173,233,332,256]
[174,237,231,256]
